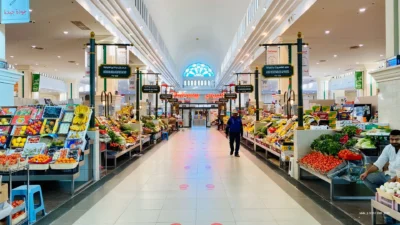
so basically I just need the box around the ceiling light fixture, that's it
[333,54,337,58]
[14,63,18,66]
[31,45,36,49]
[275,16,281,21]
[76,63,79,66]
[356,62,359,64]
[126,8,131,12]
[325,30,330,34]
[35,63,39,66]
[359,8,366,13]
[251,26,256,30]
[240,61,244,64]
[114,16,120,20]
[261,32,268,36]
[57,56,61,58]
[316,62,319,65]
[63,31,69,35]
[29,9,32,12]
[380,54,384,57]
[10,56,14,58]
[359,44,364,47]
[263,7,267,11]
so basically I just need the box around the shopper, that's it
[360,129,400,224]
[225,110,243,157]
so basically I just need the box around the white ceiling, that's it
[144,0,252,77]
[5,0,142,78]
[251,0,385,79]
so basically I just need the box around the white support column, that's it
[385,0,400,58]
[317,78,330,100]
[0,25,23,106]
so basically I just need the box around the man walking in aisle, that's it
[226,110,243,157]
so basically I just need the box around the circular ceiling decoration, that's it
[184,63,214,78]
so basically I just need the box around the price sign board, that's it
[224,93,238,99]
[262,64,294,78]
[160,94,173,100]
[99,65,131,79]
[219,98,228,103]
[168,98,179,103]
[142,85,160,93]
[235,85,254,93]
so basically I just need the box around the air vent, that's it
[345,68,353,72]
[68,61,76,64]
[33,47,44,50]
[71,21,90,30]
[319,60,327,63]
[350,46,360,50]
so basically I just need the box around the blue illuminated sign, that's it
[0,0,30,24]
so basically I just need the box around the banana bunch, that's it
[70,124,87,131]
[75,105,90,115]
[72,115,88,125]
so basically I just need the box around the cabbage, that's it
[361,142,375,149]
[387,189,395,194]
[380,185,386,191]
[389,182,396,188]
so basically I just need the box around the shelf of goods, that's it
[371,181,400,224]
[297,125,390,200]
[0,105,94,194]
[242,114,297,169]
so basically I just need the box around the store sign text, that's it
[224,93,237,99]
[99,65,131,79]
[173,93,200,99]
[160,94,173,100]
[205,93,225,99]
[142,85,160,93]
[235,85,254,93]
[0,0,30,24]
[262,65,294,78]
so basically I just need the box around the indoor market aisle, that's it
[51,128,342,225]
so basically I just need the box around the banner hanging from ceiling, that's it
[0,0,30,24]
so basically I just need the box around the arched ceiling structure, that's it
[144,0,252,78]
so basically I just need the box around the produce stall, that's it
[0,105,94,194]
[296,125,388,200]
[371,181,400,224]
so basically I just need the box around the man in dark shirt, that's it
[226,110,243,157]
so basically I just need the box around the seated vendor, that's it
[360,130,400,224]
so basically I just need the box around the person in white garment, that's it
[360,129,400,224]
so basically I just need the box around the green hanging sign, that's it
[355,71,363,89]
[32,74,40,92]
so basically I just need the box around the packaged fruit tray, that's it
[42,106,63,119]
[11,126,27,136]
[58,123,70,135]
[29,155,52,170]
[50,161,78,170]
[40,119,59,135]
[0,126,11,135]
[62,112,74,123]
[26,136,40,144]
[25,120,42,136]
[10,137,27,149]
[22,143,46,158]
[0,118,10,126]
[0,107,16,116]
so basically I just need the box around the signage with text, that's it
[0,0,30,24]
[160,94,173,100]
[168,98,179,103]
[32,74,40,92]
[355,71,363,89]
[235,85,254,93]
[262,65,294,78]
[99,65,131,79]
[219,98,228,103]
[142,85,160,93]
[224,93,238,99]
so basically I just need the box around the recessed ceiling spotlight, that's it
[251,26,256,30]
[10,56,14,58]
[333,54,337,58]
[14,63,18,66]
[261,32,268,36]
[359,8,366,13]
[57,56,61,58]
[63,31,69,35]
[356,62,359,64]
[263,7,267,11]
[325,30,330,34]
[380,54,384,57]
[245,54,249,57]
[275,16,281,21]
[240,61,244,64]
[31,45,36,49]
[35,63,39,66]
[126,7,131,12]
[114,16,120,20]
[316,62,320,65]
[55,69,58,71]
[140,26,143,30]
[29,9,32,12]
[76,63,79,66]
[359,44,364,47]
[238,49,241,52]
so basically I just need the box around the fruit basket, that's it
[22,143,46,158]
[376,188,394,200]
[10,137,26,149]
[0,155,27,172]
[50,158,78,170]
[25,120,42,136]
[40,119,59,135]
[28,154,52,170]
[11,126,27,137]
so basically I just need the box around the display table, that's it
[106,143,140,169]
[371,200,400,225]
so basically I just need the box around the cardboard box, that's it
[0,184,8,203]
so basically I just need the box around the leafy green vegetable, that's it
[344,138,357,148]
[342,126,359,137]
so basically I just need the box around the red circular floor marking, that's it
[211,223,222,225]
[184,166,191,170]
[179,184,189,190]
[171,223,181,225]
[206,184,215,190]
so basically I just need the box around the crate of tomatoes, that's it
[338,149,363,161]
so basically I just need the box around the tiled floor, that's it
[51,127,342,225]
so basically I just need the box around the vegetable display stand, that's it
[106,143,140,169]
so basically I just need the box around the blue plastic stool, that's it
[11,185,46,224]
[162,131,169,140]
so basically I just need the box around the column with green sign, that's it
[32,74,40,92]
